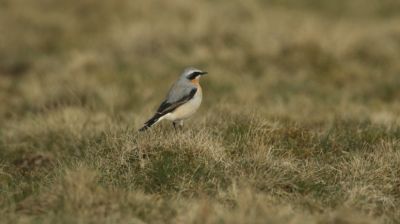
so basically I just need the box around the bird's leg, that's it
[178,120,184,131]
[172,121,178,131]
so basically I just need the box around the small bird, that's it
[139,67,208,131]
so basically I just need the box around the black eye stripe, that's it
[187,71,201,80]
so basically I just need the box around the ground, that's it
[1,0,400,223]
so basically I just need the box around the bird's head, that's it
[182,67,208,81]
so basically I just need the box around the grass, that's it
[1,0,400,223]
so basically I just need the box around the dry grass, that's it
[1,0,400,223]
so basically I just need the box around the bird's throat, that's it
[191,78,200,86]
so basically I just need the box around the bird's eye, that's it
[187,72,201,80]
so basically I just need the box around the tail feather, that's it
[138,113,163,132]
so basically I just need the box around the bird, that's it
[139,67,208,131]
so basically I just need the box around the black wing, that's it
[155,88,197,116]
[138,87,197,131]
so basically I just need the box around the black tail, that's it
[138,113,163,132]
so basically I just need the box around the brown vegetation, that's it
[1,0,400,223]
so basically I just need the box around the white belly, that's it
[164,89,202,121]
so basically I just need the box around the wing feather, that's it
[139,88,197,131]
[156,88,197,115]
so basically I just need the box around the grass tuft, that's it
[1,0,400,223]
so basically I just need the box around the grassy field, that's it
[1,0,400,223]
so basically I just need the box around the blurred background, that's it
[1,0,400,125]
[2,1,400,222]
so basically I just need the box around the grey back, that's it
[165,76,196,103]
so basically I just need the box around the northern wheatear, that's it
[139,67,207,131]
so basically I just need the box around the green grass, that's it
[1,0,400,223]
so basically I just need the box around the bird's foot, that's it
[172,121,184,131]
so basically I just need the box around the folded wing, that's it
[139,87,197,131]
[156,87,197,115]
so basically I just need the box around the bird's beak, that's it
[200,71,208,75]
